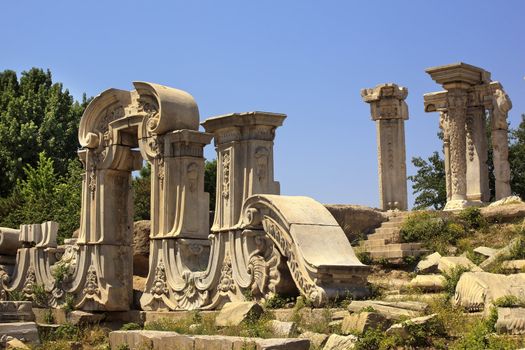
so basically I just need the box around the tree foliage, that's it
[0,68,88,197]
[509,114,525,199]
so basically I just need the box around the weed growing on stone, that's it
[443,266,470,298]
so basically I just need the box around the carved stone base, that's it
[444,199,482,211]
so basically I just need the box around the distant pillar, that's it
[361,83,409,211]
[491,84,513,200]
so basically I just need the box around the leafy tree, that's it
[408,151,447,210]
[204,159,217,211]
[133,163,151,221]
[509,114,525,198]
[0,68,88,197]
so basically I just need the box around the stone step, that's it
[362,239,388,248]
[368,249,428,260]
[366,242,425,252]
[380,221,404,229]
[366,232,401,242]
[373,227,400,236]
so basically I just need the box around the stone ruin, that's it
[0,82,369,312]
[0,62,519,313]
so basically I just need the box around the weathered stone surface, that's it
[495,307,525,335]
[6,338,30,349]
[298,331,329,349]
[386,314,438,339]
[500,260,525,273]
[473,246,498,258]
[488,196,523,207]
[256,338,309,350]
[67,310,105,326]
[33,308,68,324]
[133,220,150,277]
[454,272,525,312]
[324,204,387,242]
[215,302,263,327]
[323,334,358,350]
[347,300,422,320]
[415,252,442,274]
[194,335,248,350]
[437,256,482,275]
[481,202,525,222]
[407,274,446,292]
[0,302,35,323]
[0,227,20,255]
[109,330,189,350]
[480,238,520,270]
[0,322,39,345]
[341,312,389,334]
[267,320,297,337]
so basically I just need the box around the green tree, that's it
[0,68,87,197]
[204,159,217,211]
[509,114,525,198]
[408,151,447,210]
[133,163,151,221]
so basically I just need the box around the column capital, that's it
[425,62,490,90]
[361,83,408,121]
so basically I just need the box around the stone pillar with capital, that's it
[361,83,409,211]
[425,63,491,210]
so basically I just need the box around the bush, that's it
[457,207,487,230]
[443,266,470,298]
[120,322,142,331]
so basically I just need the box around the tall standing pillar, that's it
[361,83,409,211]
[425,63,489,210]
[491,84,513,199]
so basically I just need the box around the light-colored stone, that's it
[256,338,310,350]
[67,310,105,326]
[323,334,358,350]
[341,312,389,334]
[495,307,525,335]
[298,331,329,349]
[416,252,442,274]
[473,246,498,258]
[500,260,525,273]
[324,204,387,243]
[0,302,35,323]
[267,320,297,337]
[215,302,263,327]
[481,203,525,223]
[386,314,438,339]
[489,196,523,207]
[0,227,20,255]
[109,330,191,350]
[437,256,482,275]
[6,338,30,349]
[361,83,409,211]
[347,300,422,320]
[480,238,521,270]
[133,220,150,277]
[0,322,39,345]
[491,86,513,200]
[454,272,525,312]
[407,274,446,292]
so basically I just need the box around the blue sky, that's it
[2,1,524,208]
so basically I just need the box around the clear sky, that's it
[2,1,524,208]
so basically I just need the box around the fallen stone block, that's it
[0,322,39,345]
[323,334,358,350]
[438,256,482,275]
[67,310,105,326]
[407,274,446,292]
[500,260,525,273]
[347,300,423,320]
[109,330,191,350]
[267,320,297,338]
[0,301,35,322]
[6,338,30,349]
[215,302,264,327]
[473,246,498,258]
[480,238,520,270]
[454,272,525,312]
[416,252,441,274]
[495,307,525,335]
[386,313,438,339]
[194,335,252,350]
[256,338,309,350]
[341,311,389,335]
[298,331,329,349]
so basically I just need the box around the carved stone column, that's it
[465,105,490,203]
[425,62,490,210]
[439,111,452,202]
[491,84,513,200]
[201,112,285,232]
[361,83,409,211]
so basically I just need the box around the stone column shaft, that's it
[466,106,490,202]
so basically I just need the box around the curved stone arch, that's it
[240,194,369,306]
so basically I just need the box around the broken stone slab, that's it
[67,310,105,326]
[331,310,350,321]
[481,202,525,222]
[109,331,310,350]
[0,322,40,345]
[267,320,297,337]
[298,331,329,349]
[407,274,446,292]
[347,300,421,320]
[383,293,447,303]
[386,314,438,339]
[322,334,358,350]
[6,338,30,349]
[0,302,35,323]
[454,272,525,312]
[488,196,523,207]
[495,308,525,335]
[341,311,389,335]
[473,246,498,258]
[500,260,525,273]
[415,252,441,274]
[437,256,482,275]
[480,238,520,270]
[215,302,264,327]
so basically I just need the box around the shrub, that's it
[457,207,487,230]
[121,322,142,331]
[443,266,470,298]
